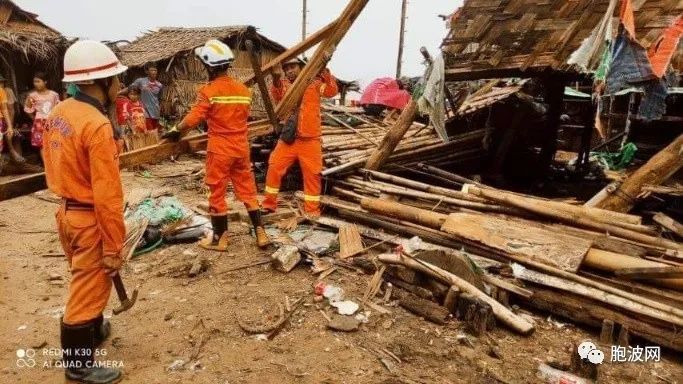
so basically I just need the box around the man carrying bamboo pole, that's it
[163,39,270,250]
[263,57,338,218]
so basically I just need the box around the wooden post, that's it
[539,76,565,176]
[599,319,615,345]
[275,0,370,121]
[302,0,308,42]
[245,38,279,132]
[364,99,418,170]
[596,132,683,212]
[396,0,408,78]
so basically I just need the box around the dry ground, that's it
[1,157,681,383]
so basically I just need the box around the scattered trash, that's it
[537,363,594,384]
[167,359,186,371]
[331,300,360,316]
[290,227,338,255]
[271,245,301,273]
[17,325,27,331]
[355,312,370,324]
[399,236,424,254]
[315,282,345,302]
[327,314,361,332]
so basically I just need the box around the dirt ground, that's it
[1,157,682,384]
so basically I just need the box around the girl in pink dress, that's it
[24,72,60,148]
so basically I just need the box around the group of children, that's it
[0,71,160,162]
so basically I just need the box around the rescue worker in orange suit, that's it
[263,58,338,217]
[163,39,270,251]
[43,40,127,383]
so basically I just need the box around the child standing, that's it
[127,87,147,134]
[24,72,59,149]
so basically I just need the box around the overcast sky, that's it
[15,0,460,89]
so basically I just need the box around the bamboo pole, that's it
[365,100,419,170]
[244,20,338,85]
[584,249,683,290]
[275,0,370,120]
[379,253,535,334]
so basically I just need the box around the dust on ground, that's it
[0,157,681,384]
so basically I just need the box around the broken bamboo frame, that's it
[365,99,419,170]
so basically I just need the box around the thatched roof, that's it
[442,0,682,80]
[0,0,63,61]
[119,26,286,68]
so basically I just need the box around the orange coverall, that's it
[181,74,258,215]
[42,97,125,325]
[263,71,338,215]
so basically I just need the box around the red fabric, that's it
[145,118,160,132]
[648,16,683,78]
[205,152,259,215]
[360,77,411,110]
[30,118,46,148]
[129,101,147,133]
[115,96,130,125]
[263,138,322,215]
[270,70,338,139]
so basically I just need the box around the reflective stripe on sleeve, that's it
[209,96,252,104]
[265,186,279,194]
[304,194,321,202]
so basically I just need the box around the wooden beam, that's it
[653,212,683,238]
[275,0,370,121]
[364,100,418,170]
[596,133,683,212]
[615,266,683,280]
[244,20,338,86]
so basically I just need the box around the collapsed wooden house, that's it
[440,0,682,183]
[442,0,682,80]
[118,26,287,120]
[0,0,65,123]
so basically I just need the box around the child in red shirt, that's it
[127,87,147,133]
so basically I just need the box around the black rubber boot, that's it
[200,215,230,251]
[93,315,111,347]
[247,209,263,229]
[61,320,122,384]
[248,210,271,249]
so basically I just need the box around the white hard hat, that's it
[195,39,234,67]
[63,40,127,83]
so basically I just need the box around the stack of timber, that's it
[320,111,485,176]
[313,166,683,351]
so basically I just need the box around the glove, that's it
[102,255,124,272]
[161,125,181,142]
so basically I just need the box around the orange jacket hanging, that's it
[270,70,338,138]
[181,74,252,157]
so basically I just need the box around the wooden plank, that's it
[441,212,592,272]
[653,212,683,237]
[615,266,683,279]
[0,173,47,201]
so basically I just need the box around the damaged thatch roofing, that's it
[119,26,287,68]
[0,0,64,60]
[442,0,683,80]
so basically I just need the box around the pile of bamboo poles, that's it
[320,112,485,176]
[313,166,683,351]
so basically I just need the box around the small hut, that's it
[118,26,286,121]
[0,0,65,117]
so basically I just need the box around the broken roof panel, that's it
[442,0,683,80]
